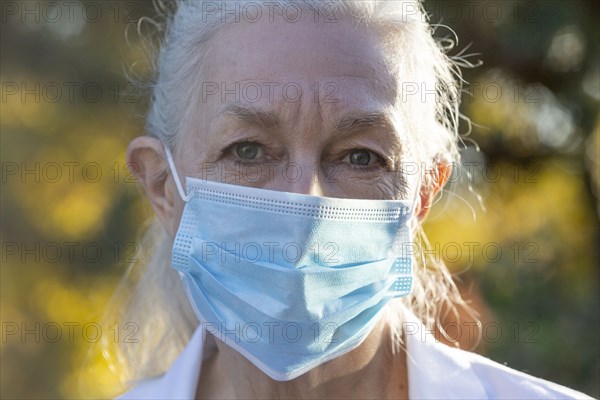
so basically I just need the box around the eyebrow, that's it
[220,105,280,129]
[220,105,398,139]
[335,111,404,157]
[335,111,396,135]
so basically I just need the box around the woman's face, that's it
[130,14,430,236]
[179,15,411,192]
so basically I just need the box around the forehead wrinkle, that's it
[220,104,280,129]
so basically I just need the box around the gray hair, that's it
[103,0,476,392]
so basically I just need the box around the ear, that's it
[416,160,452,221]
[126,136,180,237]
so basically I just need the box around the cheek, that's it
[328,171,407,200]
[216,161,280,188]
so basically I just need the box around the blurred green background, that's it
[1,0,598,398]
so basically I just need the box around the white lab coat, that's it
[118,309,592,399]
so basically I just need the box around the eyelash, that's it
[345,162,383,172]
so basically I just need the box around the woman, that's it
[114,0,590,398]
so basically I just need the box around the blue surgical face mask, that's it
[165,148,417,381]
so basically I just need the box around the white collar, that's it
[119,307,589,399]
[402,307,488,399]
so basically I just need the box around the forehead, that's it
[199,15,398,116]
[204,15,391,77]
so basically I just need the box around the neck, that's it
[196,312,409,399]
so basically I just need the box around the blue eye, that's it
[348,149,372,166]
[234,141,262,160]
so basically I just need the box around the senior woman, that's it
[114,0,590,398]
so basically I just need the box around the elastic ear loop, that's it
[405,179,422,258]
[409,178,421,214]
[164,146,191,202]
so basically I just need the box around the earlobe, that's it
[126,136,179,236]
[416,160,453,221]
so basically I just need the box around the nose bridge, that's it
[275,87,328,196]
[280,160,325,196]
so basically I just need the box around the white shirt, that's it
[118,311,592,399]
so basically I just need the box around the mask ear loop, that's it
[164,145,191,202]
[404,178,422,259]
[409,178,422,214]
